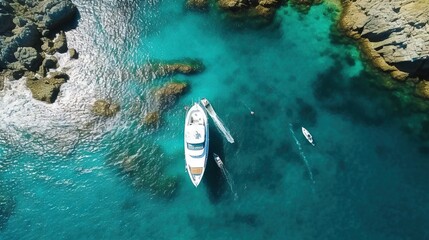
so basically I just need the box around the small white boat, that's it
[184,103,209,187]
[213,153,224,168]
[301,127,315,146]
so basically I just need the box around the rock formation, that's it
[218,0,282,22]
[0,0,78,103]
[186,0,209,11]
[340,0,429,81]
[288,0,323,12]
[154,81,188,108]
[143,59,205,79]
[143,111,161,126]
[91,100,120,117]
[416,80,429,99]
[26,71,68,103]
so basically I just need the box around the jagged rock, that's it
[0,13,15,33]
[217,0,282,23]
[40,0,78,30]
[143,111,160,126]
[42,56,58,69]
[340,0,429,79]
[0,0,78,102]
[38,56,58,76]
[7,61,27,79]
[68,48,78,59]
[186,0,209,11]
[259,0,280,7]
[41,29,50,37]
[53,31,67,53]
[11,23,40,47]
[41,38,55,54]
[12,16,27,28]
[218,0,247,10]
[26,75,66,103]
[289,0,322,13]
[91,100,120,117]
[14,47,41,71]
[416,81,429,99]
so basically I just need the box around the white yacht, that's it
[184,102,209,187]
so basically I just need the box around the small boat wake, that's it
[240,101,255,115]
[200,98,234,143]
[213,153,238,200]
[289,123,315,184]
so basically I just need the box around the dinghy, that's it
[184,103,209,187]
[213,153,224,168]
[301,127,315,146]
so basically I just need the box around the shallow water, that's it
[1,1,428,239]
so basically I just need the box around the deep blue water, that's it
[0,1,428,239]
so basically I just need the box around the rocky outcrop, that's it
[91,100,120,117]
[14,47,41,71]
[0,0,78,103]
[218,0,282,22]
[288,0,322,13]
[186,0,209,11]
[68,48,78,59]
[416,80,429,99]
[26,71,67,103]
[340,0,429,81]
[144,59,205,79]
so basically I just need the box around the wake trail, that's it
[289,123,315,184]
[221,166,238,199]
[201,99,234,143]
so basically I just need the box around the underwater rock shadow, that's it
[312,58,396,126]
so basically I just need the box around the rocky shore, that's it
[340,0,429,98]
[0,0,78,103]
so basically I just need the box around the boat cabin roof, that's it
[185,125,206,144]
[188,109,204,125]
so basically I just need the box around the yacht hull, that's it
[184,103,209,187]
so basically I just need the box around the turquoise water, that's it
[1,1,429,239]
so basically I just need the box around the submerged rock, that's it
[186,0,209,11]
[154,81,188,108]
[146,59,205,78]
[288,0,322,13]
[143,111,160,126]
[91,99,120,117]
[0,192,15,229]
[112,146,179,198]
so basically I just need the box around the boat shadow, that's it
[204,126,228,203]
